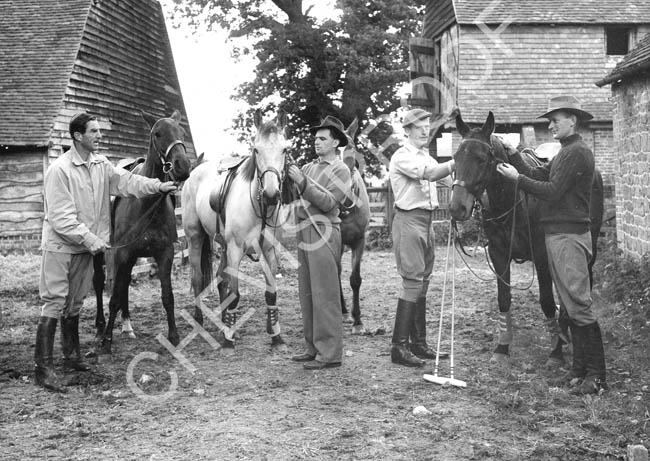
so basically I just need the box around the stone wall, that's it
[612,77,650,259]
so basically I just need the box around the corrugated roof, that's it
[453,0,650,24]
[597,32,650,86]
[0,0,92,146]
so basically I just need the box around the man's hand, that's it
[159,181,178,194]
[496,163,520,181]
[287,165,306,191]
[88,238,108,255]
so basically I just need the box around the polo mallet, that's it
[423,220,467,388]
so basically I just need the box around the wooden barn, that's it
[0,0,196,251]
[411,0,650,188]
[596,33,650,259]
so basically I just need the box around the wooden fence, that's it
[366,185,451,228]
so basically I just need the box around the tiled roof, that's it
[453,0,650,24]
[0,0,92,146]
[597,33,650,86]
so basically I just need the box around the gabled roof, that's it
[0,0,195,158]
[0,0,91,146]
[453,0,650,24]
[597,33,650,86]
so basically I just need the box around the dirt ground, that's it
[1,241,649,460]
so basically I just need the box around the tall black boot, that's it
[571,321,607,395]
[34,317,66,393]
[61,316,90,372]
[410,297,449,360]
[391,299,425,367]
[549,319,585,386]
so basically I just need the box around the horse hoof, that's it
[351,325,366,335]
[168,334,180,347]
[342,313,353,324]
[545,357,565,370]
[490,353,509,364]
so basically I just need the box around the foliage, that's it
[365,227,392,250]
[169,0,424,172]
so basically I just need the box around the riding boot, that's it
[34,317,66,393]
[410,297,449,360]
[391,299,425,368]
[571,321,607,395]
[549,319,585,386]
[61,316,91,372]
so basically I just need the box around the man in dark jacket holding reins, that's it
[497,96,607,395]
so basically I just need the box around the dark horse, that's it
[449,112,603,366]
[97,110,191,354]
[339,119,371,334]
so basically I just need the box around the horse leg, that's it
[93,252,106,338]
[490,250,512,363]
[349,238,365,335]
[535,252,565,369]
[339,246,352,323]
[155,249,180,347]
[218,246,242,350]
[188,228,210,325]
[260,239,287,351]
[100,254,137,355]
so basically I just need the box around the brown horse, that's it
[339,119,371,334]
[97,110,191,355]
[449,112,603,366]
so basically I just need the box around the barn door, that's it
[409,37,438,113]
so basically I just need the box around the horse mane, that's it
[239,153,257,183]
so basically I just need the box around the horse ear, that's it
[141,110,158,128]
[456,112,470,138]
[277,110,288,130]
[170,110,182,123]
[482,111,495,138]
[346,118,359,139]
[254,109,264,130]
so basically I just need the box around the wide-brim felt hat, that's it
[310,116,348,147]
[402,108,431,128]
[538,95,593,121]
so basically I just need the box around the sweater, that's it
[509,134,594,234]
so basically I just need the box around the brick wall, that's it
[612,76,650,259]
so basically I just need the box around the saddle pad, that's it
[217,154,248,173]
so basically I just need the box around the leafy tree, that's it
[169,0,424,169]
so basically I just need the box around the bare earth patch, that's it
[1,246,649,460]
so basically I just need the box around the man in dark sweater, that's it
[497,96,607,395]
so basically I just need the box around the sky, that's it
[160,1,337,160]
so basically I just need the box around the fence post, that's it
[385,182,394,227]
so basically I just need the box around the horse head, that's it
[251,109,289,207]
[449,111,504,221]
[142,110,191,182]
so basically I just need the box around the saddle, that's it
[116,157,146,173]
[208,155,249,236]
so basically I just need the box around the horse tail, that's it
[200,232,213,292]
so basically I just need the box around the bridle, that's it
[250,148,287,230]
[150,119,187,181]
[452,137,498,200]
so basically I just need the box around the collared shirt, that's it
[296,156,352,225]
[389,141,447,211]
[41,145,163,253]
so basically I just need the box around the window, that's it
[606,26,632,55]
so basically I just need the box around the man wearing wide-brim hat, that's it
[287,115,352,370]
[387,108,455,368]
[497,96,607,395]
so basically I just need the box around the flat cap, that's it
[402,108,431,128]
